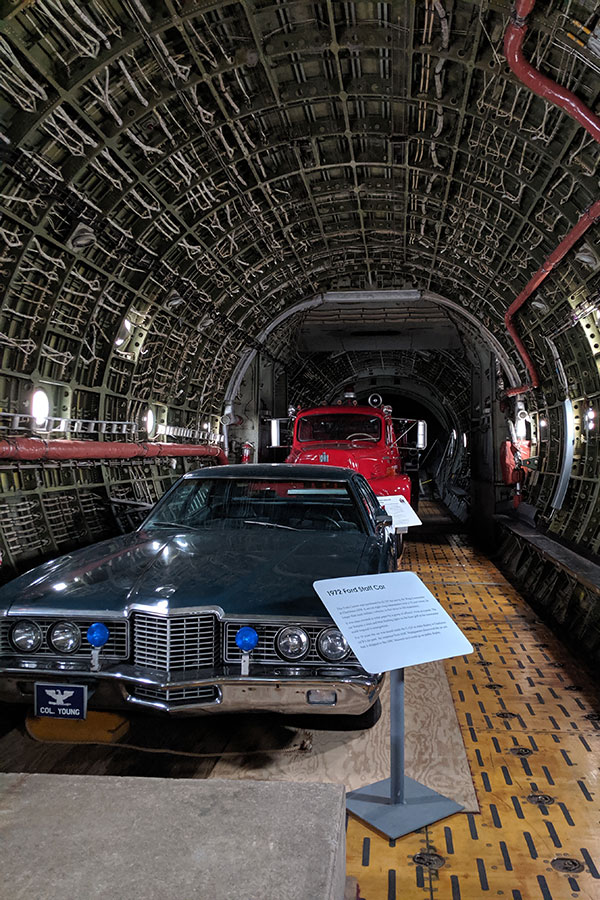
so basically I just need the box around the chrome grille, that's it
[225,622,358,665]
[133,613,217,671]
[133,685,219,705]
[1,618,128,659]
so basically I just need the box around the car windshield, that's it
[144,478,365,533]
[297,413,381,442]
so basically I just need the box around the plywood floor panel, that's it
[210,661,479,811]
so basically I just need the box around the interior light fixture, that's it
[574,243,600,269]
[114,319,132,347]
[166,290,185,310]
[31,388,50,426]
[67,222,96,251]
[196,313,215,332]
[516,417,527,439]
[146,408,155,436]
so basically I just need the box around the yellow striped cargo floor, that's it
[346,527,600,900]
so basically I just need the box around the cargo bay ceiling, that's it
[1,0,600,572]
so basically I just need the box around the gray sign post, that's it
[345,667,463,839]
[313,571,473,840]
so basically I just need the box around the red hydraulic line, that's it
[0,437,228,464]
[503,0,600,396]
[504,201,600,397]
[505,1,600,144]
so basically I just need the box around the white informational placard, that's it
[377,495,422,529]
[313,572,473,674]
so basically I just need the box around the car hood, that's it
[288,443,390,478]
[0,528,374,618]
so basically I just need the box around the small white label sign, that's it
[313,572,473,674]
[377,495,422,529]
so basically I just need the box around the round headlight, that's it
[317,627,349,661]
[49,621,81,654]
[275,626,309,661]
[10,620,42,652]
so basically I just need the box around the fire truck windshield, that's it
[297,413,382,442]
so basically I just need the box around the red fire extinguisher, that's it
[241,441,254,464]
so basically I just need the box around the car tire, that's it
[0,702,24,739]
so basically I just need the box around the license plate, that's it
[34,683,88,720]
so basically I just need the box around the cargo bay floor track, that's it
[346,503,600,900]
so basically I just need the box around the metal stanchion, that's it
[346,667,463,839]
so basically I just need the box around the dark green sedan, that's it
[0,464,395,724]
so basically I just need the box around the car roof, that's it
[185,463,358,481]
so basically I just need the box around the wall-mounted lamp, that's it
[114,319,132,347]
[196,313,215,332]
[166,290,185,310]
[145,407,155,438]
[31,388,50,427]
[574,243,600,270]
[67,222,96,251]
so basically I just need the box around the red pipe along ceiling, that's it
[503,0,600,396]
[0,438,228,465]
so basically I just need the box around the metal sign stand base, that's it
[346,668,463,840]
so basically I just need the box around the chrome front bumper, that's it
[0,657,383,716]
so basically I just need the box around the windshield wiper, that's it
[147,520,203,531]
[243,520,299,531]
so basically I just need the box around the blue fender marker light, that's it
[87,622,110,648]
[235,626,259,653]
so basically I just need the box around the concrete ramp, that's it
[0,773,346,900]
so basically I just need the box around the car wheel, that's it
[0,702,25,738]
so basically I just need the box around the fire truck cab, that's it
[286,401,414,505]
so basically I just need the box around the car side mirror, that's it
[374,510,393,529]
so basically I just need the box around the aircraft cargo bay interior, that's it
[0,1,599,898]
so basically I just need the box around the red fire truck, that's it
[285,396,422,506]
